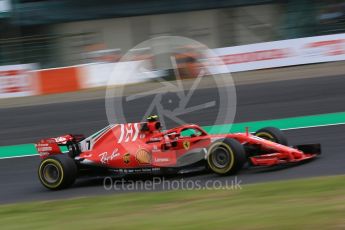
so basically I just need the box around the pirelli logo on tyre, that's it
[136,149,151,164]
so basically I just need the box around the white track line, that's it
[0,154,39,160]
[280,122,345,131]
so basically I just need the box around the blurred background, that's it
[0,0,344,144]
[1,0,344,68]
[1,1,345,213]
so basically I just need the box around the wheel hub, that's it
[211,148,230,168]
[43,163,60,183]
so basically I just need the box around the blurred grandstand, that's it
[1,0,344,68]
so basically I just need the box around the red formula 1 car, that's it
[36,116,320,190]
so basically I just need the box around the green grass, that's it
[1,176,344,230]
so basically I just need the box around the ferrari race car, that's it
[36,116,321,190]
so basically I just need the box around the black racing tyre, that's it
[255,127,288,146]
[38,154,77,190]
[207,138,246,175]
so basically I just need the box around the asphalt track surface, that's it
[1,75,345,204]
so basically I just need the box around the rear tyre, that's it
[38,154,77,190]
[207,138,246,175]
[255,127,288,146]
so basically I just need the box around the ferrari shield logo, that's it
[183,141,190,150]
[123,153,131,164]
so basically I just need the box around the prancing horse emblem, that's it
[183,141,190,150]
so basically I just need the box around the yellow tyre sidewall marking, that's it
[39,158,64,189]
[256,132,275,141]
[207,142,235,174]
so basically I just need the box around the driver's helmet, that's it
[147,115,159,122]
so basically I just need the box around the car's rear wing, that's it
[36,134,85,158]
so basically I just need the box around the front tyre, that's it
[207,138,246,175]
[255,127,288,145]
[38,155,77,190]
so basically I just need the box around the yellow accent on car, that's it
[256,132,275,141]
[207,142,235,174]
[38,158,64,189]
